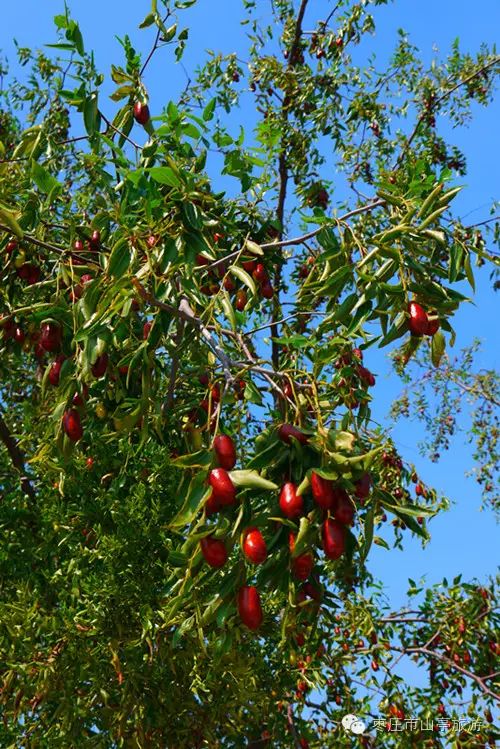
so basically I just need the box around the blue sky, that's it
[1,0,498,713]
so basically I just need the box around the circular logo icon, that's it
[351,718,367,735]
[342,714,367,735]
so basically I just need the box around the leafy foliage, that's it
[0,1,499,747]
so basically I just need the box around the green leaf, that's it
[149,166,181,187]
[170,474,210,528]
[31,160,61,194]
[0,203,23,238]
[168,550,188,567]
[163,23,178,42]
[172,451,212,469]
[109,84,134,102]
[245,239,264,256]
[219,291,237,331]
[107,237,131,279]
[229,470,278,491]
[464,253,475,291]
[139,12,156,28]
[361,506,374,562]
[83,93,100,136]
[202,98,216,122]
[229,265,257,296]
[448,243,464,282]
[431,331,446,368]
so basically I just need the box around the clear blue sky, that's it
[1,0,499,699]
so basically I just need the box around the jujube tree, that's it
[0,1,499,747]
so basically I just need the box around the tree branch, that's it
[0,411,37,503]
[391,644,500,701]
[260,199,385,249]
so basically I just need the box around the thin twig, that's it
[260,199,386,249]
[140,13,172,77]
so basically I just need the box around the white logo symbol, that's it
[342,714,367,735]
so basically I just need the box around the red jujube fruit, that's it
[292,551,314,581]
[408,302,429,336]
[208,468,236,506]
[253,263,268,282]
[242,527,267,565]
[63,408,83,442]
[426,316,440,336]
[238,585,263,630]
[213,435,236,470]
[322,518,345,560]
[39,322,62,353]
[260,282,274,299]
[92,353,109,378]
[200,536,227,568]
[354,472,371,499]
[235,289,247,311]
[279,482,303,519]
[49,356,65,387]
[311,472,334,509]
[133,101,150,125]
[334,493,355,525]
[278,423,309,445]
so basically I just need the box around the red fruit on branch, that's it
[213,435,237,470]
[39,322,62,353]
[235,289,247,311]
[205,492,221,516]
[260,282,274,299]
[63,408,83,442]
[322,518,345,560]
[334,493,355,525]
[133,101,150,125]
[200,535,228,568]
[408,302,429,336]
[426,316,440,336]
[13,326,25,344]
[253,263,268,282]
[86,457,94,470]
[49,356,65,386]
[223,276,235,293]
[278,423,308,445]
[311,472,334,509]
[72,384,89,407]
[210,384,221,402]
[88,229,101,252]
[208,468,236,506]
[303,581,322,601]
[279,482,303,519]
[238,585,263,630]
[198,371,210,387]
[5,239,18,254]
[241,259,257,274]
[358,365,376,387]
[354,472,371,499]
[73,239,84,253]
[92,353,109,378]
[143,321,152,340]
[17,263,41,284]
[242,527,267,565]
[292,551,314,581]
